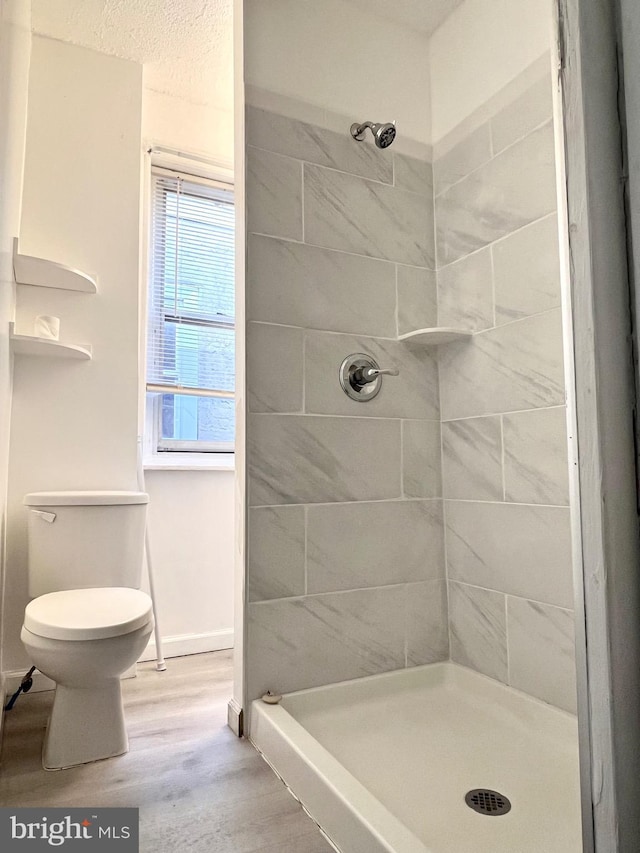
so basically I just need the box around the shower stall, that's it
[234,0,640,851]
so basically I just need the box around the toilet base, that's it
[43,679,128,770]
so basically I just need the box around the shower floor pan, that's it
[250,662,582,853]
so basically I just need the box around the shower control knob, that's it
[339,354,399,402]
[352,365,399,385]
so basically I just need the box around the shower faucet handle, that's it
[353,365,399,385]
[339,354,399,402]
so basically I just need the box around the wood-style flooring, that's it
[0,650,334,853]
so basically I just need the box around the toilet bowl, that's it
[21,586,153,770]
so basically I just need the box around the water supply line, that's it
[137,436,167,672]
[4,666,35,711]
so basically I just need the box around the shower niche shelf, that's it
[9,323,92,361]
[13,238,97,293]
[398,327,473,346]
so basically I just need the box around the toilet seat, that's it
[24,587,153,641]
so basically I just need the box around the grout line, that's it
[300,161,305,242]
[500,415,507,501]
[504,594,511,686]
[247,142,397,188]
[248,411,441,422]
[447,579,574,614]
[250,580,445,607]
[301,331,307,413]
[403,584,409,668]
[249,231,435,272]
[249,495,569,510]
[440,403,567,424]
[250,497,442,509]
[441,496,569,509]
[395,264,400,339]
[433,118,553,200]
[303,505,308,595]
[248,320,398,342]
[434,210,558,272]
[400,419,405,498]
[489,242,497,328]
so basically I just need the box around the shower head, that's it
[350,120,396,149]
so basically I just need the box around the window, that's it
[146,167,235,455]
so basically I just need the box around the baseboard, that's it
[138,629,234,663]
[227,697,244,737]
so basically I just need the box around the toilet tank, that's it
[24,491,149,597]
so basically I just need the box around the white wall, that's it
[3,36,143,671]
[244,0,432,145]
[0,0,31,676]
[429,0,552,142]
[140,470,234,659]
[143,87,233,167]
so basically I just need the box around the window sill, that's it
[143,453,235,472]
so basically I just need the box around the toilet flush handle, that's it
[31,510,56,523]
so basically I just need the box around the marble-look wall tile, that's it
[247,586,407,699]
[247,106,393,183]
[439,309,565,420]
[449,581,508,682]
[433,123,492,196]
[248,414,401,506]
[402,420,442,499]
[304,163,435,267]
[406,580,449,666]
[435,123,556,265]
[306,500,444,593]
[397,265,437,336]
[507,596,577,713]
[437,247,494,332]
[503,407,570,505]
[393,152,433,196]
[247,322,303,413]
[493,214,561,323]
[442,416,503,501]
[445,500,574,608]
[247,146,302,240]
[248,235,396,337]
[304,331,439,420]
[248,506,306,602]
[491,76,553,155]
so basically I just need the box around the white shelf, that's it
[13,238,97,293]
[398,327,473,346]
[10,324,92,360]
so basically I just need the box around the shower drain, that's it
[465,789,512,816]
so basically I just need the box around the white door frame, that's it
[560,1,640,850]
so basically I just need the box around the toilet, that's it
[20,490,154,770]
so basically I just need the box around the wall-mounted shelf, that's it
[13,238,97,293]
[9,324,92,360]
[398,327,473,346]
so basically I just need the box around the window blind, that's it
[147,169,235,401]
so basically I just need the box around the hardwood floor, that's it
[0,651,334,853]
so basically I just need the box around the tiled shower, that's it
[244,61,576,716]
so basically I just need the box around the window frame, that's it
[142,151,235,469]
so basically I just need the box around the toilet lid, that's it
[24,588,153,641]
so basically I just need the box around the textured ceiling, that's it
[31,0,233,110]
[31,0,463,110]
[344,0,465,35]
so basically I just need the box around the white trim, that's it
[138,629,234,662]
[227,697,243,737]
[148,148,233,185]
